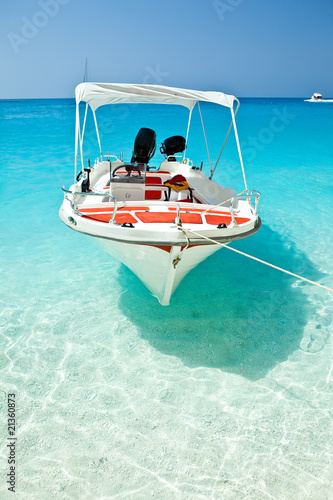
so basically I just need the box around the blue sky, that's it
[1,0,333,98]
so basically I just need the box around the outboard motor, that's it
[160,135,186,158]
[131,128,156,164]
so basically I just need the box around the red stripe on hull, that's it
[148,245,173,253]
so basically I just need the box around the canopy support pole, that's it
[183,107,193,160]
[231,105,247,191]
[198,102,212,177]
[81,103,88,142]
[92,109,102,156]
[78,110,84,174]
[74,103,80,182]
[210,100,240,180]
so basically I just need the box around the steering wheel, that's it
[112,165,143,177]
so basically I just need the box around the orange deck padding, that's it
[233,217,251,224]
[204,214,232,225]
[168,207,250,225]
[135,212,203,224]
[205,214,250,225]
[82,212,137,224]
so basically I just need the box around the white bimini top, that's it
[75,82,237,111]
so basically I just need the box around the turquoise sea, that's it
[0,96,332,499]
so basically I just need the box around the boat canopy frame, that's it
[74,82,247,190]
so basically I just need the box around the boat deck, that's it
[78,204,251,227]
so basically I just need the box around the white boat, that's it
[311,92,323,101]
[305,92,333,102]
[59,83,261,305]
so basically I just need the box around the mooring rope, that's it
[182,228,333,293]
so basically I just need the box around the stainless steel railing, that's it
[61,186,118,224]
[229,190,261,226]
[96,154,120,162]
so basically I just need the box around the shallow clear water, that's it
[0,97,332,499]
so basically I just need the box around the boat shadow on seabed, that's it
[117,223,324,381]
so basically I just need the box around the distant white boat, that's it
[305,92,333,102]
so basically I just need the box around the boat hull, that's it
[96,237,221,305]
